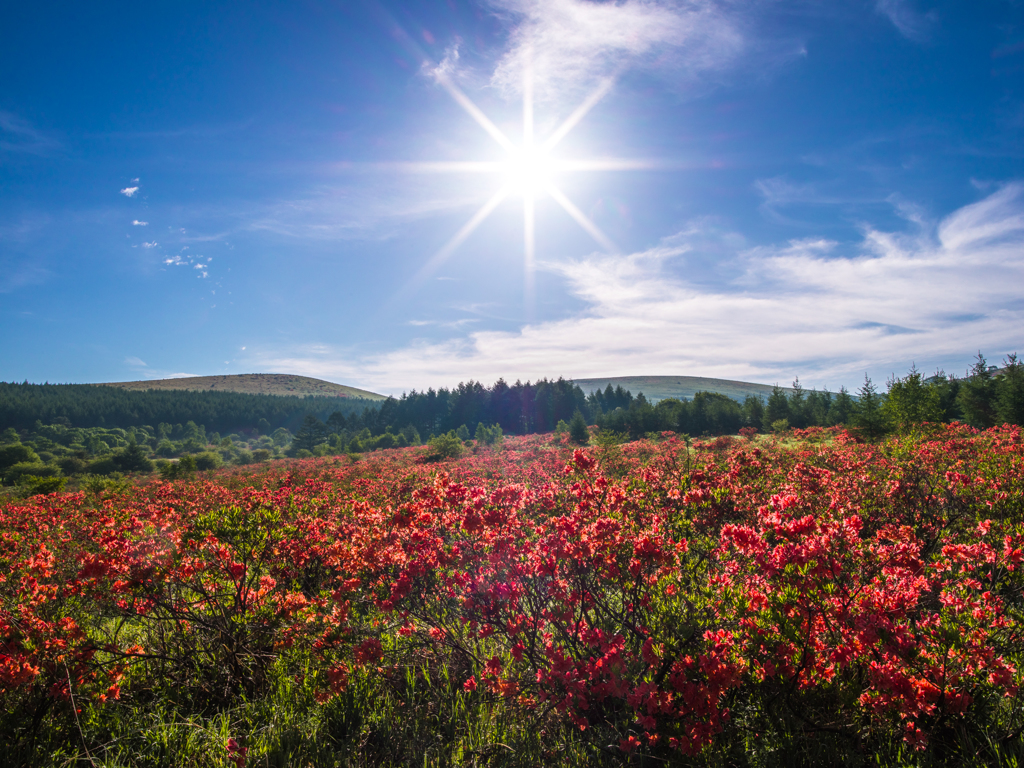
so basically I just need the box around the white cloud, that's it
[428,41,462,81]
[132,219,148,226]
[124,356,147,367]
[141,241,158,248]
[120,186,139,197]
[489,0,745,102]
[247,184,1024,394]
[875,0,936,42]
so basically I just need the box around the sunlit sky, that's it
[2,0,1023,395]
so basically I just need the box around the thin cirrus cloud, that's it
[247,184,1024,394]
[487,0,746,102]
[0,111,61,156]
[875,0,936,43]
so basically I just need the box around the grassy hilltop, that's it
[573,375,795,403]
[102,373,386,401]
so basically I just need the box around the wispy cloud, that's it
[132,219,148,226]
[875,0,936,42]
[0,111,61,156]
[124,356,147,367]
[140,241,158,248]
[247,183,1024,393]
[488,0,746,102]
[120,186,139,197]
[247,183,486,241]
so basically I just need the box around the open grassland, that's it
[2,426,1023,767]
[101,373,386,401]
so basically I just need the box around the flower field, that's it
[2,426,1023,766]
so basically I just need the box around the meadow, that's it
[1,425,1022,767]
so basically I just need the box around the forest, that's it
[0,381,376,433]
[2,354,1023,495]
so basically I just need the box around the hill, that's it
[572,375,797,403]
[101,374,386,401]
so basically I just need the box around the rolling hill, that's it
[101,373,387,401]
[572,375,797,404]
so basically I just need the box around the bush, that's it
[112,442,154,473]
[55,455,87,476]
[19,475,67,496]
[193,451,222,471]
[3,461,54,485]
[0,444,39,472]
[160,454,197,480]
[252,449,271,463]
[427,431,464,460]
[474,422,504,445]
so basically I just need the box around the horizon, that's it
[2,1,1022,394]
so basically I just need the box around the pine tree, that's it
[292,414,328,453]
[569,410,590,445]
[996,354,1024,426]
[853,375,889,439]
[958,353,997,428]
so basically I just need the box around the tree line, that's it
[589,354,1024,440]
[0,382,377,433]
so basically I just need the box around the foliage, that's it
[1,428,1023,766]
[853,374,889,439]
[568,409,590,444]
[474,422,504,445]
[0,381,376,432]
[427,431,465,460]
[884,367,943,430]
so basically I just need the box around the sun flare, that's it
[392,65,657,315]
[503,146,555,197]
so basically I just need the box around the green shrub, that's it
[0,444,39,475]
[427,431,464,460]
[474,422,504,445]
[85,456,119,476]
[3,460,54,485]
[193,451,222,471]
[55,455,87,476]
[19,475,67,496]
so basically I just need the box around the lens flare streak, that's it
[397,61,653,310]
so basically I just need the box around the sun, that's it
[392,64,656,314]
[503,145,555,197]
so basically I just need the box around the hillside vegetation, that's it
[2,427,1023,766]
[573,375,794,403]
[102,373,385,400]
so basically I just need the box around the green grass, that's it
[100,374,386,401]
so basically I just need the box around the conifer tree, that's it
[853,375,888,439]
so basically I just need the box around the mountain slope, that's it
[101,373,386,401]
[572,375,797,403]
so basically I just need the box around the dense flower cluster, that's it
[2,424,1022,759]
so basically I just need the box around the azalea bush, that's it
[1,425,1023,766]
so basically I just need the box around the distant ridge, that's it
[101,373,386,401]
[572,375,797,404]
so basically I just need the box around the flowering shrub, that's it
[1,425,1023,763]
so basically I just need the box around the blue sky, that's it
[2,0,1023,395]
